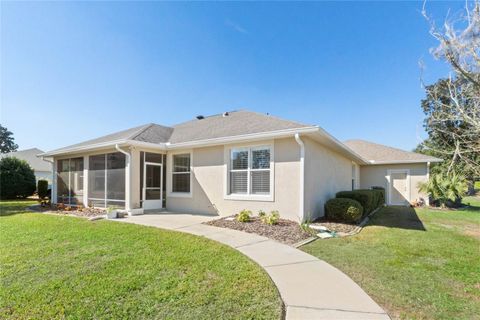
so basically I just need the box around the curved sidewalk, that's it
[120,213,390,320]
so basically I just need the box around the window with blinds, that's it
[230,146,271,195]
[172,153,191,193]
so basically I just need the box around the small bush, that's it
[325,198,363,223]
[258,210,266,218]
[236,209,252,222]
[0,157,36,199]
[261,210,280,225]
[37,180,49,200]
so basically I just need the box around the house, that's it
[2,148,53,187]
[39,110,441,221]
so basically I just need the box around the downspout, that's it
[115,144,131,213]
[294,133,305,222]
[42,157,56,204]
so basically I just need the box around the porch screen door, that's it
[143,162,163,210]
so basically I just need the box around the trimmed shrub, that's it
[336,188,385,215]
[371,187,385,207]
[0,157,36,199]
[325,198,363,223]
[37,180,49,200]
[336,190,375,215]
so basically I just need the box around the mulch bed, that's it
[29,204,106,218]
[205,216,313,245]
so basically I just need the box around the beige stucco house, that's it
[39,110,441,222]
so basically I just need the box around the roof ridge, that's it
[127,123,156,140]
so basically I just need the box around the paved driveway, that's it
[119,212,390,320]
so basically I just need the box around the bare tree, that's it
[421,1,480,181]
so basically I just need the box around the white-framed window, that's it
[229,146,272,196]
[172,153,191,193]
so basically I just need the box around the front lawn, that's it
[302,201,480,320]
[0,201,282,319]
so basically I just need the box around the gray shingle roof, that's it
[343,140,442,163]
[169,110,311,144]
[1,148,52,171]
[42,110,313,155]
[44,123,173,155]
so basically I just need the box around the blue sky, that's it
[1,1,464,152]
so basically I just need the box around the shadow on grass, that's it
[0,200,37,217]
[368,206,426,231]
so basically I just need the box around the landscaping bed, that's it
[205,216,313,245]
[29,203,107,218]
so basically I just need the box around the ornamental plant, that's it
[261,210,280,225]
[236,209,252,222]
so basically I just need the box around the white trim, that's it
[115,144,131,211]
[142,160,164,210]
[168,127,318,149]
[370,159,442,165]
[167,150,193,198]
[40,140,167,157]
[387,169,411,205]
[224,141,275,202]
[83,155,89,207]
[294,133,305,221]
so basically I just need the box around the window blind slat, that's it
[230,171,248,194]
[251,171,270,194]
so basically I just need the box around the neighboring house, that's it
[1,148,53,187]
[40,110,441,221]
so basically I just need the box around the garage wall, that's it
[359,163,429,204]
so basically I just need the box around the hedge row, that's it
[325,198,363,223]
[336,188,385,216]
[324,187,386,222]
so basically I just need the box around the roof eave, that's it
[367,159,443,165]
[39,140,168,157]
[166,126,320,149]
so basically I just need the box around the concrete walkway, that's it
[119,213,390,320]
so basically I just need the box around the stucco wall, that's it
[359,163,429,204]
[303,137,354,220]
[166,137,302,221]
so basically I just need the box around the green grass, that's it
[302,201,480,320]
[0,201,282,319]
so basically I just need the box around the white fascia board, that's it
[40,140,168,157]
[165,126,320,149]
[368,159,443,165]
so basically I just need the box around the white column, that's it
[115,144,131,212]
[83,155,89,207]
[52,159,57,204]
